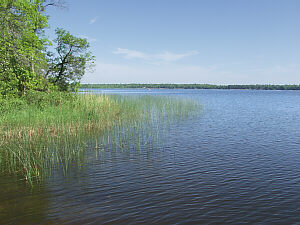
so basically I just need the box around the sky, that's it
[46,0,300,84]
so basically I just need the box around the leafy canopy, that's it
[0,0,94,97]
[0,0,49,97]
[47,28,95,91]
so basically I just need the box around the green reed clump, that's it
[0,92,199,183]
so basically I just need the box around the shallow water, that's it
[1,89,300,224]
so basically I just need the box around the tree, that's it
[46,28,94,91]
[0,1,94,96]
[30,0,66,74]
[0,0,49,97]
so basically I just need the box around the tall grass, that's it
[0,92,199,183]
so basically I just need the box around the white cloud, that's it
[250,64,300,74]
[113,48,198,62]
[113,48,148,60]
[155,51,198,61]
[82,61,223,84]
[89,17,98,24]
[82,61,300,84]
[78,35,97,43]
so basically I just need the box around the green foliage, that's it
[0,93,198,182]
[0,1,94,97]
[0,96,26,113]
[46,28,95,91]
[22,90,76,109]
[0,0,49,96]
[0,90,76,115]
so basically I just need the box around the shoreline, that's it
[80,84,300,90]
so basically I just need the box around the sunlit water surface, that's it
[1,89,300,224]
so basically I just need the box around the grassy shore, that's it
[0,91,198,183]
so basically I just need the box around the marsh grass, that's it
[0,93,199,183]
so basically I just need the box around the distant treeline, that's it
[81,84,300,90]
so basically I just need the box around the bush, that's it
[0,97,26,115]
[0,91,77,115]
[22,91,76,109]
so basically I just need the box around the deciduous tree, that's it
[46,28,94,91]
[0,0,48,96]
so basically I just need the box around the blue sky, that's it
[46,0,300,84]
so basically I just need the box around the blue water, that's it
[1,89,300,224]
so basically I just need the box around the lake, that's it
[1,89,300,224]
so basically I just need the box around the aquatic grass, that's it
[0,93,199,183]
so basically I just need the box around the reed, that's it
[0,93,199,183]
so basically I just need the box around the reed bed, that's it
[0,93,199,183]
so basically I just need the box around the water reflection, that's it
[0,175,51,224]
[1,89,300,224]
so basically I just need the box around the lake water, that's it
[1,89,300,224]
